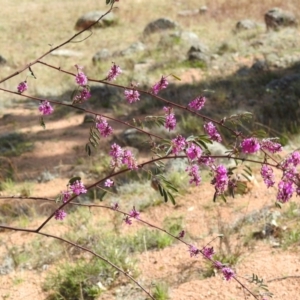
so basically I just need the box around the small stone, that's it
[143,18,179,36]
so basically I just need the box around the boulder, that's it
[143,18,179,36]
[75,11,117,31]
[187,44,210,64]
[0,55,7,65]
[92,49,112,64]
[120,42,146,56]
[235,19,259,31]
[264,8,297,30]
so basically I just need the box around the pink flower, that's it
[69,180,87,195]
[104,179,114,187]
[202,246,215,259]
[122,149,138,170]
[151,76,168,95]
[178,230,185,238]
[204,122,222,142]
[188,245,200,258]
[61,190,72,203]
[107,63,122,81]
[17,81,28,93]
[129,207,140,219]
[124,89,140,103]
[112,202,119,210]
[261,165,275,188]
[186,143,202,161]
[96,116,113,137]
[241,137,260,154]
[73,88,91,103]
[39,100,54,115]
[260,139,282,153]
[75,71,88,86]
[222,267,235,281]
[171,135,186,155]
[124,215,132,225]
[188,96,206,110]
[277,180,294,203]
[55,209,67,221]
[163,106,176,131]
[186,164,201,186]
[212,165,228,194]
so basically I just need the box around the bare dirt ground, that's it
[0,106,300,300]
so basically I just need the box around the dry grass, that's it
[0,0,299,100]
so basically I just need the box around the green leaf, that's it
[158,184,164,196]
[167,191,176,205]
[106,0,111,4]
[69,176,81,185]
[162,189,168,202]
[170,74,181,81]
[85,143,92,156]
[40,117,45,129]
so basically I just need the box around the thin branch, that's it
[0,224,154,300]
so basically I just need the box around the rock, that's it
[199,5,208,14]
[0,256,15,275]
[0,55,7,65]
[92,49,111,64]
[75,11,117,31]
[187,44,210,63]
[51,49,82,57]
[265,8,298,30]
[251,59,268,72]
[235,19,259,31]
[120,42,146,56]
[266,73,300,90]
[143,18,179,36]
[158,31,202,53]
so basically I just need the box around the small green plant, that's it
[152,281,170,300]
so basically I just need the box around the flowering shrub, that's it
[0,1,298,299]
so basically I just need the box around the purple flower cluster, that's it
[214,261,235,281]
[186,143,202,161]
[186,164,201,186]
[211,165,228,194]
[171,135,186,155]
[75,65,88,86]
[124,207,140,225]
[202,246,215,259]
[124,89,140,104]
[260,138,282,153]
[188,245,200,258]
[74,88,91,103]
[55,209,67,221]
[188,96,206,111]
[260,165,275,188]
[69,180,87,195]
[204,122,222,142]
[17,81,28,93]
[241,137,260,154]
[109,143,138,170]
[107,63,122,81]
[276,151,300,203]
[151,76,168,95]
[104,179,114,187]
[96,116,113,137]
[39,100,54,115]
[163,106,176,131]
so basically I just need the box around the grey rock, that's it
[120,42,146,56]
[236,19,259,31]
[265,8,298,30]
[38,170,56,183]
[199,5,208,14]
[75,11,117,31]
[51,49,82,57]
[266,73,300,90]
[0,55,7,65]
[143,18,179,36]
[0,256,15,275]
[251,59,268,72]
[187,44,210,63]
[92,49,111,63]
